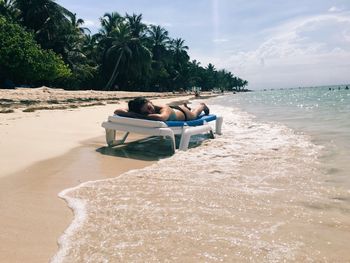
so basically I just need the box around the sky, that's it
[56,0,350,90]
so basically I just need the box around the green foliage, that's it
[12,0,74,52]
[0,16,71,85]
[0,0,19,20]
[0,0,249,91]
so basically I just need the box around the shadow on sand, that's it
[96,135,208,161]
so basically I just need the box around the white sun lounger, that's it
[101,114,223,152]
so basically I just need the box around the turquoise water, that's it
[211,86,350,187]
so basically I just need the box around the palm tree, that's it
[225,71,235,90]
[170,38,189,66]
[242,80,248,90]
[125,13,147,38]
[13,0,73,45]
[187,60,202,87]
[63,13,90,66]
[147,24,170,61]
[170,38,188,53]
[0,0,19,20]
[191,59,201,67]
[146,25,171,89]
[70,13,90,35]
[123,13,152,89]
[217,69,233,91]
[233,77,248,91]
[99,12,123,37]
[203,63,217,90]
[167,38,190,90]
[83,34,98,61]
[103,22,151,90]
[96,12,124,75]
[206,63,216,72]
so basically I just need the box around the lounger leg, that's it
[179,133,190,151]
[160,129,176,153]
[215,116,223,135]
[105,129,129,147]
[169,134,176,153]
[209,130,215,139]
[179,124,215,151]
[119,132,129,144]
[106,129,116,146]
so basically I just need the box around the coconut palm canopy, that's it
[0,0,248,91]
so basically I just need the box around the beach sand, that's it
[0,92,195,263]
[0,87,181,113]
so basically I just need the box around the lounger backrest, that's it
[108,115,168,128]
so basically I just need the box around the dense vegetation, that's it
[0,0,248,91]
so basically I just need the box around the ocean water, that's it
[211,86,350,188]
[52,88,350,262]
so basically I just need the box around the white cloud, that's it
[343,28,350,42]
[83,20,96,27]
[212,12,350,89]
[328,6,342,12]
[143,20,173,28]
[213,38,229,43]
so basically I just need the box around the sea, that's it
[52,85,350,262]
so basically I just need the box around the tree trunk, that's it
[105,52,123,90]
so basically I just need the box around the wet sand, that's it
[0,96,189,262]
[0,134,166,262]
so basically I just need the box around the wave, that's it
[52,104,350,262]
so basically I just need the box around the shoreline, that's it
[0,93,203,262]
[48,98,350,261]
[0,94,201,177]
[0,135,158,262]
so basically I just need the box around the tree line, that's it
[0,0,248,91]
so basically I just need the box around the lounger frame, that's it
[101,115,223,153]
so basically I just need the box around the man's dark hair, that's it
[128,97,149,114]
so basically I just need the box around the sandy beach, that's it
[0,89,196,263]
[3,87,349,262]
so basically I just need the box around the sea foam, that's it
[52,103,350,262]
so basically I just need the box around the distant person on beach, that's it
[114,97,210,121]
